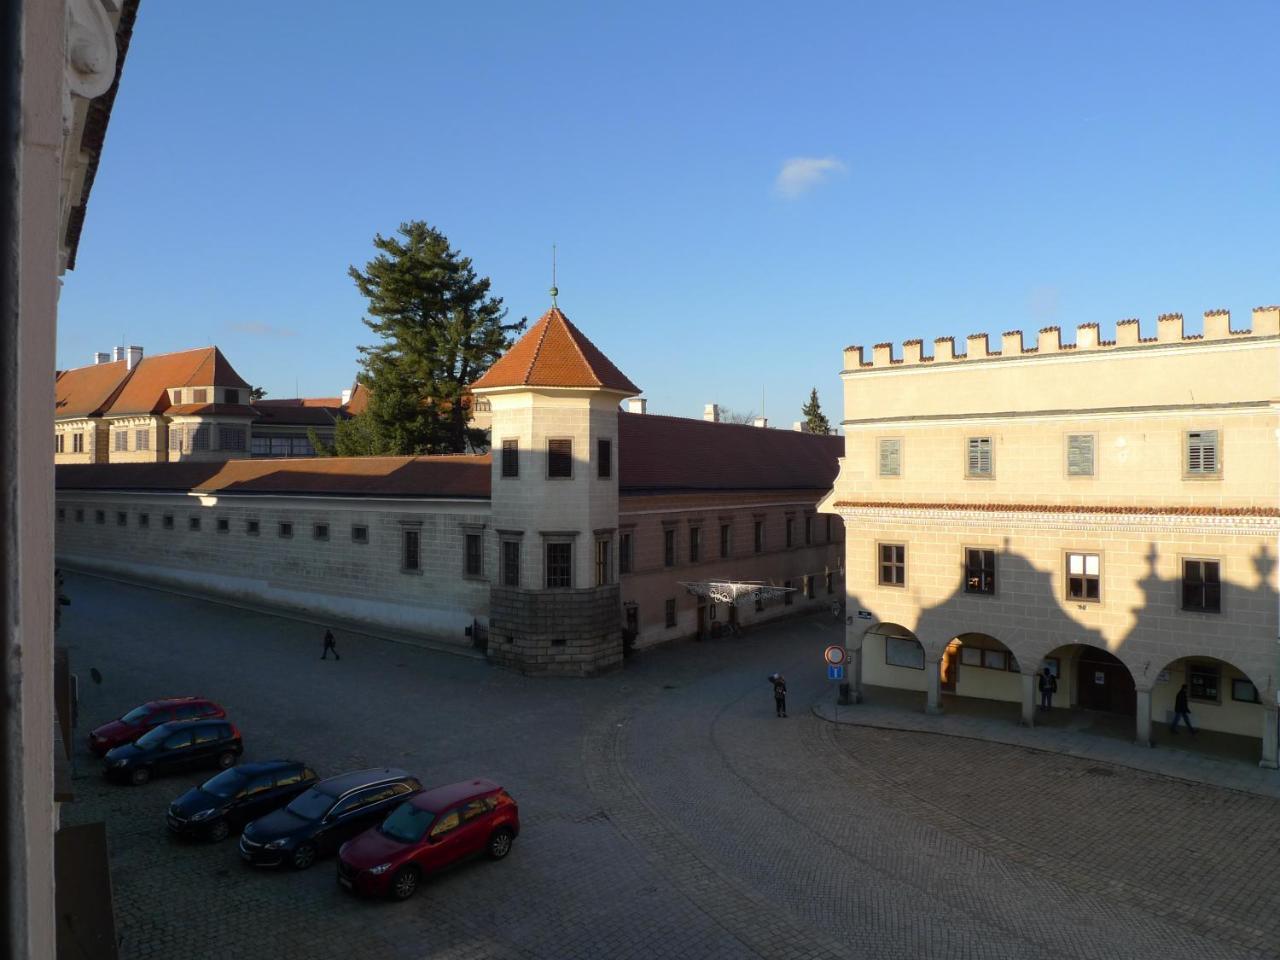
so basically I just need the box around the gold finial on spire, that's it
[549,243,558,306]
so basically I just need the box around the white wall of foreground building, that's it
[55,492,491,646]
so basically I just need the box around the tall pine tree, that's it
[801,387,831,435]
[348,221,525,454]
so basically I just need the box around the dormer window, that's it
[224,389,239,405]
[192,388,208,403]
[172,389,183,404]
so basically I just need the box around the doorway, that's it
[696,604,706,640]
[1075,647,1136,715]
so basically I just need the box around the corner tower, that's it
[471,303,641,676]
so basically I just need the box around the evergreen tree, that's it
[801,387,830,434]
[349,221,525,454]
[250,386,267,402]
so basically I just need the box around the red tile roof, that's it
[104,348,251,416]
[253,404,343,427]
[56,455,492,499]
[55,360,130,418]
[256,398,343,409]
[471,307,640,394]
[166,403,258,417]
[618,413,843,493]
[343,383,370,415]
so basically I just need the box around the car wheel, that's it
[128,766,151,786]
[390,866,419,901]
[215,752,236,770]
[487,827,514,860]
[291,842,317,871]
[206,820,230,843]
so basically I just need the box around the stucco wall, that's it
[55,492,491,644]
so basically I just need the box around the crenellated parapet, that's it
[843,306,1280,371]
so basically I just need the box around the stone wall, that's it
[55,490,491,645]
[488,584,622,676]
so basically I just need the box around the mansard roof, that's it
[618,413,843,493]
[55,360,131,418]
[104,347,251,416]
[471,307,640,394]
[55,455,491,499]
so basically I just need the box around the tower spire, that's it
[550,243,558,306]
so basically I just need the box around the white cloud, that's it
[775,156,846,199]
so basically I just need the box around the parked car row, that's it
[89,697,521,900]
[91,697,242,785]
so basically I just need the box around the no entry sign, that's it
[823,645,846,667]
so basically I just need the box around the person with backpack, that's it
[1038,666,1057,712]
[770,673,787,718]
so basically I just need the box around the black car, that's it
[103,719,243,785]
[167,761,319,842]
[239,768,422,870]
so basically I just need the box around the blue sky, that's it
[60,1,1280,425]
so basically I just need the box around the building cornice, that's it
[831,500,1280,534]
[842,400,1271,429]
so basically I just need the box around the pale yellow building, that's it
[820,306,1280,767]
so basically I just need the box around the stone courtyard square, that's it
[60,572,1280,960]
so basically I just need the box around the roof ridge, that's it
[520,313,555,385]
[557,312,604,388]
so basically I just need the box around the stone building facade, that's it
[56,307,844,677]
[820,306,1280,765]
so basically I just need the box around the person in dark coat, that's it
[770,674,787,718]
[1037,666,1057,712]
[1171,683,1196,734]
[321,629,340,661]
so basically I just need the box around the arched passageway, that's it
[1148,656,1274,766]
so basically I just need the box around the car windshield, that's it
[378,800,433,844]
[121,705,151,724]
[285,787,335,821]
[134,726,168,748]
[201,769,247,799]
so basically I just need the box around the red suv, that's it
[88,698,226,756]
[337,779,519,900]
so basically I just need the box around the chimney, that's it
[112,346,125,362]
[703,403,720,423]
[341,388,353,406]
[627,397,647,414]
[792,421,809,432]
[753,417,768,428]
[126,346,143,370]
[93,352,111,365]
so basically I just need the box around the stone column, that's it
[1020,671,1036,727]
[1260,704,1279,770]
[925,657,943,715]
[1134,688,1153,747]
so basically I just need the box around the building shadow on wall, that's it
[844,540,1277,764]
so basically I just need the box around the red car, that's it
[87,698,226,756]
[337,779,519,900]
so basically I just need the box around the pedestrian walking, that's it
[1037,666,1057,712]
[1171,683,1196,734]
[321,628,340,661]
[770,673,787,718]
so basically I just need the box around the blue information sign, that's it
[827,665,844,681]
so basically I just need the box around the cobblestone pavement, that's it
[60,573,1280,960]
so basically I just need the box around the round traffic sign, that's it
[823,645,846,666]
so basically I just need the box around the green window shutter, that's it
[1187,430,1219,474]
[1067,434,1094,476]
[879,439,901,476]
[967,437,992,476]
